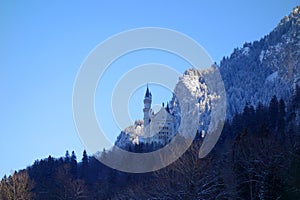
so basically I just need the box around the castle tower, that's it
[143,84,152,126]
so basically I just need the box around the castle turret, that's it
[143,85,152,126]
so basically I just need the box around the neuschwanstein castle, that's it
[118,85,177,146]
[142,85,176,144]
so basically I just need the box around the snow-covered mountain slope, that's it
[220,6,300,118]
[115,6,300,147]
[115,66,226,148]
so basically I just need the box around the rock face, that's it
[115,6,300,148]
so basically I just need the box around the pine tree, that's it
[70,151,77,178]
[81,150,89,181]
[269,95,279,129]
[278,99,286,133]
[65,150,70,163]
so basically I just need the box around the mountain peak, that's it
[292,6,300,16]
[274,6,300,38]
[280,6,300,24]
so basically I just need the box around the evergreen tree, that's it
[256,102,267,123]
[65,150,70,163]
[82,150,88,166]
[70,151,77,178]
[269,95,279,129]
[278,98,286,133]
[81,150,89,181]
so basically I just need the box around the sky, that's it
[0,0,299,177]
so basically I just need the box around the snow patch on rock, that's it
[266,71,278,82]
[242,47,250,56]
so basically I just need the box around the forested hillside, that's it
[1,89,299,199]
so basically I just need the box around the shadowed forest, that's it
[0,87,300,199]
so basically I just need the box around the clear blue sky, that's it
[0,1,299,177]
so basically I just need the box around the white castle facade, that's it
[141,86,176,144]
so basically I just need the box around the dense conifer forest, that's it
[1,87,299,199]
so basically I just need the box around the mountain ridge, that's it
[115,6,300,147]
[220,5,300,118]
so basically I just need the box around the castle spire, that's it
[143,84,152,126]
[145,83,151,97]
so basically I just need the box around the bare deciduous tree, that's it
[0,170,35,200]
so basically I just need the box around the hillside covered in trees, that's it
[1,88,300,199]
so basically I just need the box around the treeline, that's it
[115,92,300,199]
[1,89,300,199]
